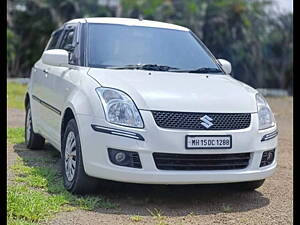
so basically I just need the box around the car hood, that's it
[88,68,258,113]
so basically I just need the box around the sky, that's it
[272,0,293,13]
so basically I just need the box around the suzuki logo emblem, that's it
[200,115,214,128]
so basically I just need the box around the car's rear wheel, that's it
[25,104,45,150]
[233,179,265,191]
[62,118,99,194]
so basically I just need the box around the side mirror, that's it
[217,59,232,75]
[42,49,69,67]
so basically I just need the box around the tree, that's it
[6,0,293,92]
[262,13,293,91]
[7,0,113,76]
[7,28,18,76]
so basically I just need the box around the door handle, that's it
[43,69,48,78]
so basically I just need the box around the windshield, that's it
[87,23,223,73]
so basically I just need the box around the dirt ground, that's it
[7,97,293,225]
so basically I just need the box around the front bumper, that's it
[77,111,278,184]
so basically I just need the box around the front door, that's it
[44,23,80,147]
[30,28,64,139]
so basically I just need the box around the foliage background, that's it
[7,0,293,93]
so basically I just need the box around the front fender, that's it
[60,75,105,165]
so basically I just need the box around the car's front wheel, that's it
[62,118,99,194]
[25,104,45,150]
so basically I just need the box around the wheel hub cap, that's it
[26,109,32,143]
[65,131,76,182]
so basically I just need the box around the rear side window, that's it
[47,30,63,50]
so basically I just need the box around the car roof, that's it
[66,17,189,31]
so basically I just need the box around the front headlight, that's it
[256,93,275,130]
[96,87,144,128]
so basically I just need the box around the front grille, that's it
[152,111,251,130]
[153,152,251,170]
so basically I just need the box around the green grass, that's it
[7,128,117,224]
[155,222,168,225]
[187,212,195,217]
[7,82,27,109]
[130,215,143,222]
[12,161,58,189]
[147,208,166,221]
[7,128,25,144]
[147,208,169,225]
[221,204,232,213]
[7,185,67,223]
[7,218,39,225]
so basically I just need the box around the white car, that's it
[25,17,278,194]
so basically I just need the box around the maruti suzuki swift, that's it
[25,17,278,194]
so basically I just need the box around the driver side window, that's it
[46,29,63,50]
[60,29,75,51]
[59,26,79,65]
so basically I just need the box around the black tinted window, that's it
[47,30,63,50]
[88,24,221,71]
[60,29,75,51]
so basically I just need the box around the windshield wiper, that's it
[105,64,222,73]
[105,64,179,71]
[169,67,223,74]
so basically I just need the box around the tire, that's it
[62,118,99,194]
[233,179,265,191]
[25,104,45,150]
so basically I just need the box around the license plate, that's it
[185,135,232,149]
